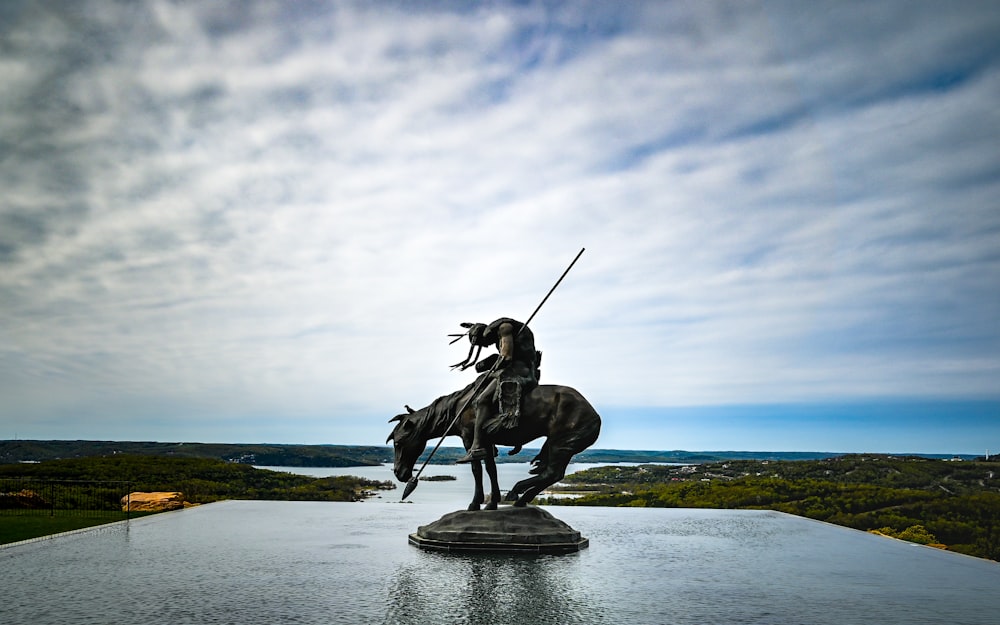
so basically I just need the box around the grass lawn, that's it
[0,512,132,545]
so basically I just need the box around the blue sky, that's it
[1,1,999,454]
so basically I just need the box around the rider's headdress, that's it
[449,322,487,370]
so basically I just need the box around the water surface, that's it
[2,501,997,624]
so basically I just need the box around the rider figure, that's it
[454,318,539,463]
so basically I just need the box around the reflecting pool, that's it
[2,501,998,624]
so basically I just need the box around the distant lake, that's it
[2,500,998,624]
[257,462,660,508]
[257,462,658,504]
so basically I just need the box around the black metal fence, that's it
[0,478,132,520]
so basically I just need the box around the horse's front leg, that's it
[468,459,484,511]
[483,453,501,510]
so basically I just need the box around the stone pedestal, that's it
[408,505,588,553]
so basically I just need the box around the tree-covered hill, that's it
[0,455,394,503]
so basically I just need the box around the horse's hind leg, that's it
[505,474,543,503]
[514,453,569,507]
[505,440,551,502]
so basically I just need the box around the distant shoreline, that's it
[1,440,985,466]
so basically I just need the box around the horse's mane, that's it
[414,375,484,436]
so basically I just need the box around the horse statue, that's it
[386,374,601,509]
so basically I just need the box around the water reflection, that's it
[385,551,606,625]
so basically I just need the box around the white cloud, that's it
[1,0,998,447]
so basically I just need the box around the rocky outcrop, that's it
[0,489,48,509]
[121,491,192,512]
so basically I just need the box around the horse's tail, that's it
[528,441,550,475]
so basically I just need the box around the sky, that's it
[1,1,999,455]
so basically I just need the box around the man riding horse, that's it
[451,317,540,463]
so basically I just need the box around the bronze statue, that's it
[386,377,601,509]
[450,318,540,463]
[387,248,597,509]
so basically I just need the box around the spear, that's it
[401,247,585,500]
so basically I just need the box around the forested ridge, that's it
[545,454,1000,561]
[0,440,390,467]
[0,455,394,503]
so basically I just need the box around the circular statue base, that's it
[408,505,588,554]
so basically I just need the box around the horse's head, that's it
[386,405,425,482]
